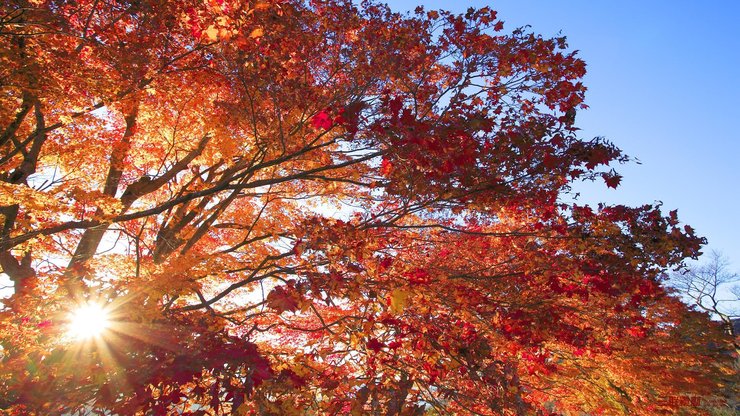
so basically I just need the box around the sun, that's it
[67,303,111,340]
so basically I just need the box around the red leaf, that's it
[387,340,402,349]
[36,320,52,329]
[311,110,333,130]
[405,267,431,285]
[380,158,393,176]
[585,146,613,170]
[279,369,307,388]
[378,256,393,270]
[602,171,622,189]
[388,97,403,116]
[366,338,385,352]
[266,286,300,313]
[626,326,646,338]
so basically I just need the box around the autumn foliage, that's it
[0,0,735,414]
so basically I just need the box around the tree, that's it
[669,252,739,416]
[672,250,739,351]
[0,0,734,414]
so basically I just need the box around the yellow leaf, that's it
[390,288,410,314]
[204,25,219,41]
[249,27,264,38]
[219,28,232,41]
[234,404,251,415]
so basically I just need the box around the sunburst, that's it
[67,302,111,340]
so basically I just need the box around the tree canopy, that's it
[0,0,735,414]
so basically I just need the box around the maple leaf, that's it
[266,286,300,313]
[278,369,307,388]
[204,25,219,41]
[405,268,431,285]
[389,288,411,314]
[626,326,647,338]
[388,96,403,117]
[366,338,385,352]
[311,110,333,130]
[249,27,264,38]
[584,144,617,170]
[602,171,622,189]
[380,158,393,176]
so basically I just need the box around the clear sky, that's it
[389,1,740,274]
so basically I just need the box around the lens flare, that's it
[68,303,110,340]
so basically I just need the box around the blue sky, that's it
[389,1,740,273]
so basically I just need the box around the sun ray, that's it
[67,303,110,340]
